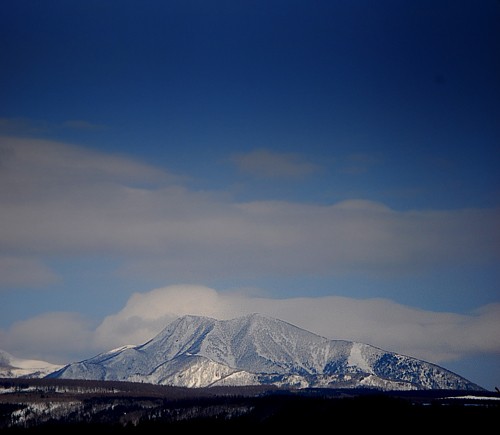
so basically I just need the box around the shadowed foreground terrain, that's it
[1,378,498,432]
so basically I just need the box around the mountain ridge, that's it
[0,349,63,379]
[49,313,483,391]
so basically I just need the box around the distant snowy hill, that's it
[0,350,63,379]
[49,314,482,391]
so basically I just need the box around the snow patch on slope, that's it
[348,343,374,374]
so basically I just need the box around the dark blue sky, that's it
[1,0,499,208]
[0,1,499,389]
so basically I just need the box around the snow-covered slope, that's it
[0,350,63,379]
[49,314,483,391]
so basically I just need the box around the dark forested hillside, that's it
[0,378,498,432]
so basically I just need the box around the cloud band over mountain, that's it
[1,137,498,288]
[1,285,499,372]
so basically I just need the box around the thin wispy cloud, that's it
[230,148,320,179]
[0,117,106,136]
[0,257,59,288]
[0,118,49,135]
[62,120,106,131]
[340,153,381,175]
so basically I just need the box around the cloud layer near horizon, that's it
[1,285,499,368]
[1,136,498,288]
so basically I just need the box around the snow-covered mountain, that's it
[49,314,482,391]
[0,350,63,379]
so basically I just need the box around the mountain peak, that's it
[50,314,483,391]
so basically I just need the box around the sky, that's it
[0,0,499,390]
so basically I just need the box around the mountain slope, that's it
[0,350,63,379]
[49,314,483,391]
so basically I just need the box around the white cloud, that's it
[230,148,320,179]
[0,137,498,290]
[0,312,95,364]
[0,136,171,190]
[93,285,224,348]
[3,286,499,367]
